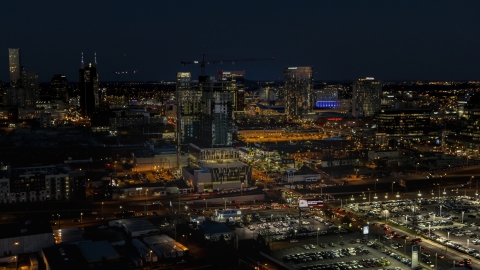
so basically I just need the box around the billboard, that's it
[411,245,419,268]
[298,200,308,208]
[306,200,324,207]
[363,226,369,235]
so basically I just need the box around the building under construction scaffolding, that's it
[176,73,236,150]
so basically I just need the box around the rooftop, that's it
[198,221,232,235]
[42,243,86,270]
[78,241,119,263]
[0,220,53,239]
[197,160,248,169]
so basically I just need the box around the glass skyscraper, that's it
[284,66,313,120]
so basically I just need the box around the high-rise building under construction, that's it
[176,73,235,149]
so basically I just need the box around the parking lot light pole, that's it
[468,239,470,248]
[462,211,465,224]
[317,228,320,246]
[435,253,438,270]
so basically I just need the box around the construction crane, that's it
[111,70,138,82]
[181,53,274,76]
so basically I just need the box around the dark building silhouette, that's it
[79,52,99,117]
[50,74,68,102]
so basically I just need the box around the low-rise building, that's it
[0,220,55,257]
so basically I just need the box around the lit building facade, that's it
[284,66,313,120]
[352,77,382,117]
[8,48,21,87]
[216,70,246,111]
[315,86,340,108]
[375,108,431,138]
[182,144,252,193]
[0,165,85,203]
[176,72,202,152]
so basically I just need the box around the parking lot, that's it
[342,194,480,268]
[234,212,343,241]
[271,233,409,270]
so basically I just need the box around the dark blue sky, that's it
[1,1,479,82]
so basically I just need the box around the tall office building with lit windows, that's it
[284,66,313,120]
[8,48,21,87]
[216,70,245,112]
[352,77,382,117]
[176,72,202,151]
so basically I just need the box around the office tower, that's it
[50,74,68,101]
[21,71,39,108]
[216,71,245,111]
[176,72,202,152]
[79,52,99,117]
[284,66,313,120]
[352,77,382,117]
[8,48,21,87]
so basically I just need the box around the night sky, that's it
[1,1,480,82]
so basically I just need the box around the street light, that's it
[317,227,320,246]
[375,178,378,192]
[102,202,104,214]
[203,198,207,210]
[374,193,378,200]
[416,162,419,173]
[150,249,153,269]
[391,181,395,193]
[368,188,371,203]
[80,212,83,223]
[462,211,465,224]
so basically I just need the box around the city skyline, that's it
[1,1,480,82]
